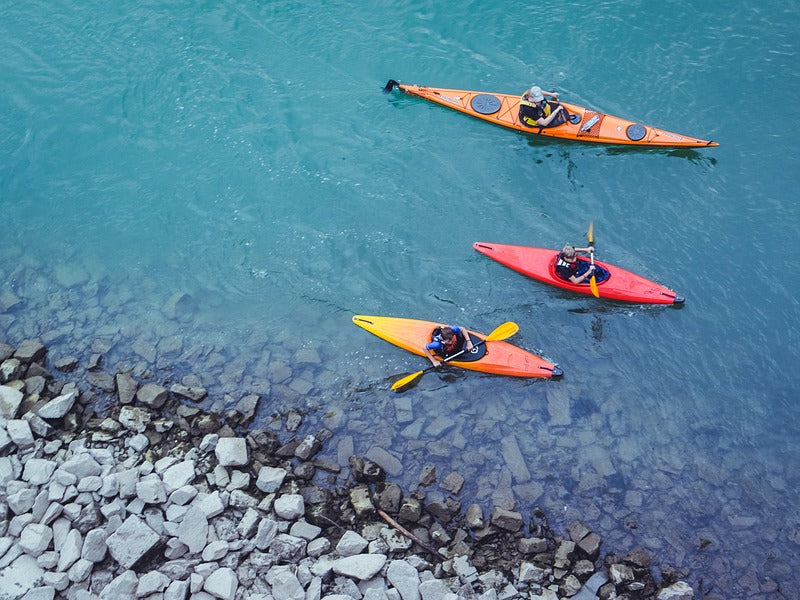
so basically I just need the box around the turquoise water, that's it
[2,0,799,595]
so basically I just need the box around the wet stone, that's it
[136,383,168,408]
[14,339,47,363]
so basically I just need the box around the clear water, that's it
[2,1,798,596]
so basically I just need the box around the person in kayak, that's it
[519,85,568,128]
[424,326,474,367]
[555,244,597,284]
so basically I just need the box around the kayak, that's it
[352,315,563,378]
[384,80,718,148]
[473,242,685,305]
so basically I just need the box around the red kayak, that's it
[473,242,684,305]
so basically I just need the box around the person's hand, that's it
[432,358,442,368]
[465,340,474,352]
[588,265,596,273]
[587,245,595,253]
[552,92,560,99]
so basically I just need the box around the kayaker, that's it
[555,244,596,284]
[424,326,474,367]
[519,85,567,128]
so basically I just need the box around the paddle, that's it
[587,221,600,298]
[390,321,519,391]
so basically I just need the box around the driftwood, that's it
[376,506,446,562]
[367,484,446,562]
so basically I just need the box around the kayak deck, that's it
[352,315,562,378]
[386,81,718,148]
[473,243,684,305]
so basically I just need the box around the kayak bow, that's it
[384,80,718,148]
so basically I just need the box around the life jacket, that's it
[519,95,551,127]
[431,326,463,356]
[555,253,580,280]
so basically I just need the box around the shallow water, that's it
[2,1,799,596]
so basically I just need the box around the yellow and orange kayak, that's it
[352,315,562,378]
[384,80,718,148]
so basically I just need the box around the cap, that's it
[529,86,544,102]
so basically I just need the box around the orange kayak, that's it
[384,80,718,148]
[352,315,562,378]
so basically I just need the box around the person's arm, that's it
[424,342,441,367]
[573,245,595,254]
[455,327,474,351]
[538,104,566,126]
[543,90,560,100]
[568,266,595,284]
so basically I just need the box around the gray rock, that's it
[274,494,305,520]
[214,437,248,467]
[518,537,547,554]
[106,515,160,569]
[99,569,138,600]
[7,419,34,450]
[115,373,138,405]
[176,506,208,553]
[1,358,25,383]
[19,523,54,557]
[269,534,307,563]
[264,566,304,600]
[518,561,547,584]
[365,446,403,476]
[36,391,77,419]
[490,507,523,532]
[136,570,170,596]
[336,530,369,557]
[81,528,107,563]
[0,385,24,419]
[295,435,321,460]
[307,537,331,558]
[164,579,190,600]
[66,557,93,583]
[19,586,56,600]
[253,518,278,550]
[609,563,634,585]
[656,581,694,600]
[61,453,102,479]
[332,554,388,581]
[202,540,229,561]
[386,560,421,600]
[170,383,207,402]
[419,579,454,600]
[0,554,44,599]
[162,460,195,494]
[127,434,149,452]
[289,520,321,541]
[441,472,465,495]
[136,383,168,408]
[168,485,198,506]
[136,473,167,504]
[203,567,238,600]
[22,458,57,486]
[117,406,151,433]
[14,339,46,363]
[199,433,218,453]
[255,466,286,493]
[56,528,82,572]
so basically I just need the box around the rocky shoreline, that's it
[0,338,700,600]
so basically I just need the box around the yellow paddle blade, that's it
[391,370,424,390]
[587,220,594,244]
[486,321,519,341]
[590,275,600,298]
